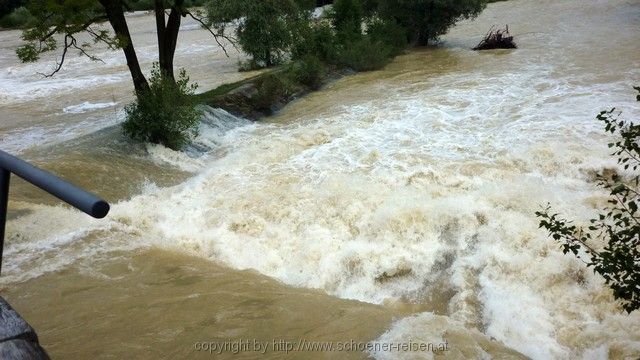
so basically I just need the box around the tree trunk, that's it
[154,1,183,83]
[417,2,434,46]
[265,49,272,67]
[162,2,183,82]
[152,0,185,83]
[155,0,167,75]
[417,30,430,46]
[99,0,149,94]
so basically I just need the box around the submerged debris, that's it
[375,266,413,283]
[473,25,517,50]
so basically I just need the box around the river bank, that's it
[195,65,352,120]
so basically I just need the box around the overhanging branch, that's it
[37,33,104,78]
[37,34,71,77]
[34,15,109,77]
[185,10,238,57]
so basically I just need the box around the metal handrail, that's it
[0,149,110,274]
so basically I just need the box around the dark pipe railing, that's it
[0,149,110,274]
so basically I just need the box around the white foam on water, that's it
[145,107,254,172]
[86,69,636,358]
[0,69,129,103]
[5,62,636,357]
[0,203,144,284]
[146,143,206,172]
[370,312,503,359]
[0,109,125,154]
[62,101,118,114]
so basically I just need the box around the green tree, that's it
[0,6,34,28]
[326,0,406,71]
[0,0,26,18]
[290,20,338,63]
[123,64,200,149]
[16,0,231,93]
[206,0,313,68]
[536,87,640,313]
[16,0,234,147]
[331,0,363,40]
[365,0,487,45]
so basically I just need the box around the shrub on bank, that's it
[123,65,201,150]
[238,59,264,72]
[337,35,393,71]
[366,18,408,56]
[0,7,34,29]
[288,55,326,90]
[330,0,364,41]
[291,22,339,64]
[367,0,487,45]
[251,74,295,112]
[325,0,401,71]
[200,0,495,120]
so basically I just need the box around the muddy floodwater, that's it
[1,0,639,359]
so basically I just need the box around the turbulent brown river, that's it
[1,0,640,359]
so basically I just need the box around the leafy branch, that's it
[536,87,640,313]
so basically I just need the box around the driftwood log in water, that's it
[0,297,49,359]
[473,25,517,50]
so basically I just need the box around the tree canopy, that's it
[0,0,26,18]
[16,0,232,93]
[15,0,235,149]
[364,0,487,45]
[206,0,314,67]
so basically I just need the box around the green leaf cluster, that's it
[364,0,487,45]
[15,0,112,65]
[206,0,312,67]
[0,6,35,29]
[536,87,640,313]
[123,64,201,150]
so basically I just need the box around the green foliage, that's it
[123,64,201,150]
[330,0,363,40]
[125,0,154,11]
[198,0,493,118]
[16,0,112,64]
[324,0,400,71]
[181,0,208,8]
[365,17,408,56]
[0,0,26,18]
[366,0,488,45]
[291,21,339,64]
[536,87,640,313]
[288,54,326,89]
[251,73,295,111]
[237,58,264,72]
[206,0,308,68]
[0,6,34,28]
[241,13,291,67]
[125,0,206,11]
[325,0,412,71]
[337,35,393,71]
